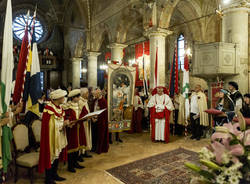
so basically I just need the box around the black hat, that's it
[244,93,250,98]
[228,81,238,90]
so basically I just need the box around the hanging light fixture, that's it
[100,64,108,70]
[81,68,87,73]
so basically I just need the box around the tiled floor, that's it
[10,132,209,184]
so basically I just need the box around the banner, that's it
[135,41,150,86]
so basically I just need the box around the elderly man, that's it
[92,88,109,154]
[38,89,69,184]
[79,88,92,158]
[147,86,174,143]
[190,85,208,140]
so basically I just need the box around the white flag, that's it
[182,54,190,121]
[1,0,14,114]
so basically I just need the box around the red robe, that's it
[65,106,88,153]
[95,97,109,154]
[149,107,171,143]
[131,108,143,133]
[79,107,89,147]
[38,103,67,173]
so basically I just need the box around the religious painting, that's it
[108,64,136,132]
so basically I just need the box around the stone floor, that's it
[10,132,209,184]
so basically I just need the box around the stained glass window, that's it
[13,14,44,42]
[177,34,185,70]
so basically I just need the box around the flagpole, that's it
[183,41,190,138]
[20,10,30,103]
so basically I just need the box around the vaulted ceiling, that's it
[0,0,88,27]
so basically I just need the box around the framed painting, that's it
[108,64,136,132]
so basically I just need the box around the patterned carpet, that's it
[106,148,199,184]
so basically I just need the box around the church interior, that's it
[0,0,249,183]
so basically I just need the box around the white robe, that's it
[147,94,174,141]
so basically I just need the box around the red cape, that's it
[149,92,171,143]
[65,106,88,152]
[95,97,109,154]
[38,104,67,173]
[130,107,143,133]
[79,106,89,147]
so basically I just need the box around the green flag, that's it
[1,0,14,173]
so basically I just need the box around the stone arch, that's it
[159,0,202,29]
[168,0,204,42]
[92,23,112,51]
[64,0,88,26]
[63,0,87,58]
[74,37,84,58]
[115,8,143,43]
[159,0,180,29]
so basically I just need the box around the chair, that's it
[31,120,42,151]
[12,123,39,184]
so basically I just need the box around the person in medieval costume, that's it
[38,89,69,184]
[147,86,174,143]
[228,81,243,121]
[196,85,209,135]
[64,89,88,173]
[190,85,209,140]
[131,91,144,133]
[173,91,185,136]
[92,88,109,154]
[79,88,93,158]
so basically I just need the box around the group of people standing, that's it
[131,81,250,143]
[38,88,109,184]
[37,80,249,184]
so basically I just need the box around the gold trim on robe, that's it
[197,91,209,126]
[45,102,67,164]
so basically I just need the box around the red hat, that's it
[152,86,169,96]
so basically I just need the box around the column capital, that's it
[71,57,82,62]
[87,51,101,57]
[107,43,127,49]
[144,27,173,38]
[222,1,250,14]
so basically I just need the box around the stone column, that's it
[145,28,172,88]
[71,57,82,88]
[62,58,68,87]
[222,3,249,93]
[108,43,127,64]
[87,52,101,87]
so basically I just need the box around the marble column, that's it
[145,28,172,88]
[108,43,127,64]
[72,57,82,88]
[62,58,69,87]
[87,52,101,87]
[222,3,249,93]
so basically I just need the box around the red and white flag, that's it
[13,11,30,104]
